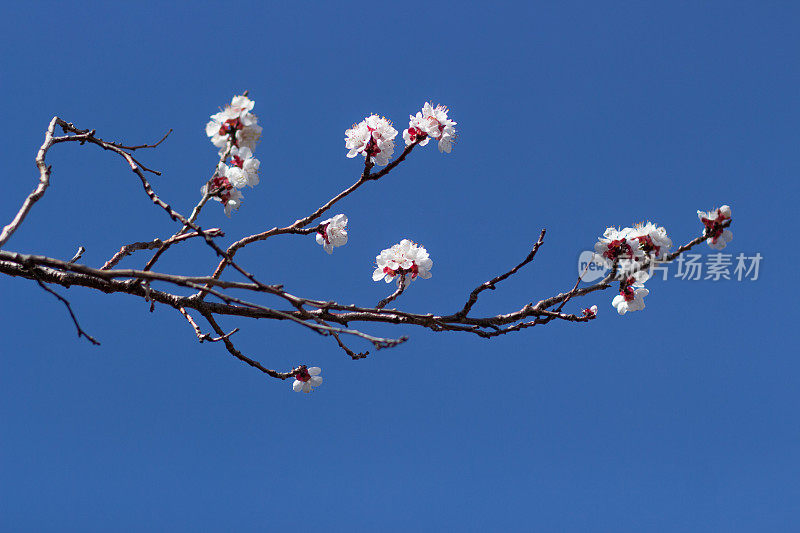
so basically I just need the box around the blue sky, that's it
[1,2,798,531]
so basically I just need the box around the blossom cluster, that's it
[698,205,733,250]
[345,103,457,166]
[595,206,734,315]
[203,95,262,216]
[594,222,673,267]
[345,115,398,166]
[372,239,433,286]
[403,102,457,153]
[594,222,673,315]
[206,95,262,155]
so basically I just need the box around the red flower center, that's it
[619,277,637,301]
[621,286,635,301]
[365,136,381,158]
[407,127,427,142]
[700,210,729,242]
[296,366,311,382]
[317,223,330,244]
[383,262,419,279]
[604,238,633,260]
[218,117,243,137]
[208,175,233,202]
[636,235,660,256]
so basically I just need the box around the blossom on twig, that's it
[612,281,649,315]
[205,94,262,153]
[228,146,260,188]
[403,102,457,153]
[372,239,433,286]
[629,222,672,260]
[594,226,644,265]
[698,205,733,250]
[315,214,348,254]
[345,115,397,166]
[292,366,323,393]
[201,173,243,217]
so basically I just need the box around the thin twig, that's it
[376,274,408,310]
[0,117,59,249]
[307,311,369,360]
[179,306,239,342]
[69,246,86,264]
[456,229,547,318]
[31,273,100,345]
[110,128,173,151]
[553,256,594,314]
[200,311,298,379]
[101,229,223,270]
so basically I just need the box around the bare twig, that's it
[100,229,223,270]
[330,331,369,360]
[306,311,369,360]
[456,229,547,318]
[376,274,408,310]
[138,228,224,272]
[179,306,239,342]
[30,273,100,345]
[200,311,298,379]
[0,117,59,249]
[553,255,594,314]
[69,246,86,264]
[110,128,173,151]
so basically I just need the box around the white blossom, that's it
[707,230,733,250]
[229,95,255,116]
[629,222,672,260]
[222,188,243,217]
[404,102,457,153]
[215,162,239,187]
[205,94,262,153]
[612,287,649,315]
[628,269,651,287]
[698,205,733,250]
[234,121,262,154]
[292,366,323,393]
[594,226,644,266]
[345,115,398,166]
[315,214,349,254]
[403,114,431,147]
[228,146,260,188]
[372,239,433,285]
[583,305,598,318]
[201,174,243,217]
